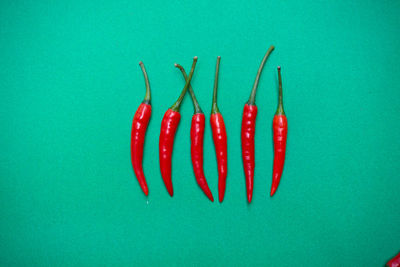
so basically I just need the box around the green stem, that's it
[276,66,285,115]
[247,45,274,105]
[211,56,221,114]
[139,61,151,104]
[170,57,198,112]
[175,63,203,114]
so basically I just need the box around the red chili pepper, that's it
[387,252,400,267]
[131,61,152,196]
[210,56,228,202]
[241,46,274,203]
[159,57,198,196]
[174,63,214,202]
[271,66,288,196]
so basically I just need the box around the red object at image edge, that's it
[387,252,400,267]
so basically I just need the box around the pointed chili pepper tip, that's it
[167,187,173,197]
[206,193,214,202]
[247,194,252,203]
[270,186,277,197]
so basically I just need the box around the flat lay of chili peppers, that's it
[129,47,290,202]
[210,56,228,203]
[271,66,287,197]
[241,45,274,203]
[130,61,152,196]
[174,63,214,202]
[159,57,198,196]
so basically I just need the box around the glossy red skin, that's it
[271,114,288,196]
[210,113,228,202]
[191,113,214,202]
[159,109,181,196]
[388,252,400,267]
[131,103,151,196]
[241,104,257,202]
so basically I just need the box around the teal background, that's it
[1,0,399,266]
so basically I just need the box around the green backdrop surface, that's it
[1,0,400,266]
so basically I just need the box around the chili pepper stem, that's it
[174,63,203,114]
[170,57,198,112]
[247,45,274,106]
[211,56,221,114]
[139,61,151,104]
[276,66,285,115]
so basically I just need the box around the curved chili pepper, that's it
[131,61,152,196]
[241,46,274,203]
[159,57,198,196]
[271,66,288,196]
[174,63,214,202]
[210,56,227,203]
